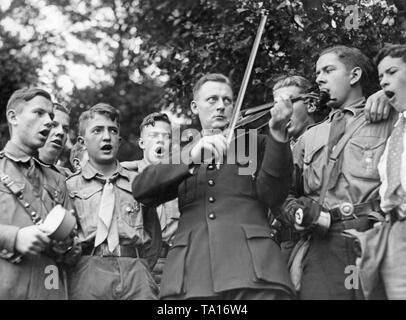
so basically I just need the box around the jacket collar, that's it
[4,141,37,163]
[328,97,365,122]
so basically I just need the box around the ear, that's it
[138,137,145,150]
[6,109,17,126]
[77,136,86,150]
[190,100,199,115]
[349,66,362,86]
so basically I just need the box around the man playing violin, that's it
[132,73,295,300]
[280,45,397,300]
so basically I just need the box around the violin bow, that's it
[226,10,268,146]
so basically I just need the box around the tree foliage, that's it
[136,0,406,116]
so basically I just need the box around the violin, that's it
[235,91,331,131]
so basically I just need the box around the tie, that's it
[385,116,406,199]
[327,110,347,189]
[94,178,119,252]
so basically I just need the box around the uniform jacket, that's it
[132,131,295,298]
[285,99,398,215]
[0,141,75,299]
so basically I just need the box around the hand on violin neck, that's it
[268,95,293,142]
[190,134,227,165]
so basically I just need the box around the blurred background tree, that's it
[0,0,405,158]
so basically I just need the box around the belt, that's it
[328,199,382,223]
[82,243,140,258]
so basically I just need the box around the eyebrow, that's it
[378,66,398,77]
[316,64,335,74]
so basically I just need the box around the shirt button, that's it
[208,196,215,203]
[208,212,216,220]
[207,164,214,170]
[208,179,215,186]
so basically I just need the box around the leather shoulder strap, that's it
[318,114,366,205]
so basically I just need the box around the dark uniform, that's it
[132,132,295,299]
[66,161,161,300]
[0,141,79,299]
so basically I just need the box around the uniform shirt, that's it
[0,141,73,299]
[136,158,179,244]
[378,111,406,216]
[289,98,397,211]
[66,161,151,247]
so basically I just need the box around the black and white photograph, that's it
[0,0,406,308]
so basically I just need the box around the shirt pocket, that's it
[69,185,103,227]
[303,143,327,193]
[120,198,142,228]
[347,136,386,180]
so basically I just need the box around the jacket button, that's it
[208,196,215,203]
[207,164,214,170]
[208,212,216,220]
[208,179,215,186]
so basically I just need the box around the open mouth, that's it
[154,146,165,158]
[384,90,395,99]
[39,129,50,139]
[101,145,113,152]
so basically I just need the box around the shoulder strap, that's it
[0,171,43,224]
[318,114,366,206]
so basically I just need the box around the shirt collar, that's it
[328,97,366,122]
[4,141,36,163]
[82,160,130,181]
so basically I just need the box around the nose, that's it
[43,113,53,128]
[216,99,225,111]
[54,124,64,137]
[316,73,325,87]
[102,129,111,140]
[380,74,389,89]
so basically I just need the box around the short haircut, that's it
[319,45,377,96]
[192,73,233,99]
[78,103,120,136]
[53,102,70,116]
[273,75,313,94]
[140,112,171,134]
[375,44,406,66]
[6,87,52,113]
